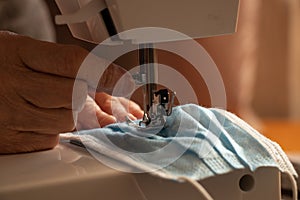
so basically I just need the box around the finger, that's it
[77,96,101,130]
[0,130,59,154]
[16,70,87,111]
[118,97,144,119]
[94,92,115,114]
[96,108,117,127]
[77,95,117,129]
[98,64,135,96]
[8,100,77,133]
[95,92,137,122]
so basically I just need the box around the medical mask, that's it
[61,104,297,200]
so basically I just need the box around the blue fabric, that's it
[71,104,296,180]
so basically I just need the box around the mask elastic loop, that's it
[177,176,213,200]
[286,172,298,200]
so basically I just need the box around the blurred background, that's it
[0,0,299,151]
[253,0,300,120]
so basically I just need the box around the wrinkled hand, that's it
[0,31,134,154]
[77,93,143,130]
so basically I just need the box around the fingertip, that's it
[98,115,117,127]
[130,107,144,119]
[135,110,144,119]
[128,113,137,121]
[119,98,144,119]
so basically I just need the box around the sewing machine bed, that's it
[0,140,290,200]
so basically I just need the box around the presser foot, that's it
[126,90,175,131]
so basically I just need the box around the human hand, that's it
[77,93,143,130]
[0,31,133,153]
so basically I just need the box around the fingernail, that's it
[128,114,137,121]
[99,116,117,127]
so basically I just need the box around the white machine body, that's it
[0,143,281,200]
[54,0,239,44]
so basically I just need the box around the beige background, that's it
[253,0,299,119]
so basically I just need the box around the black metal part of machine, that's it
[131,44,175,128]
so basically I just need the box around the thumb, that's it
[19,35,88,79]
[18,35,135,94]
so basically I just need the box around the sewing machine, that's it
[50,0,283,200]
[54,0,239,129]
